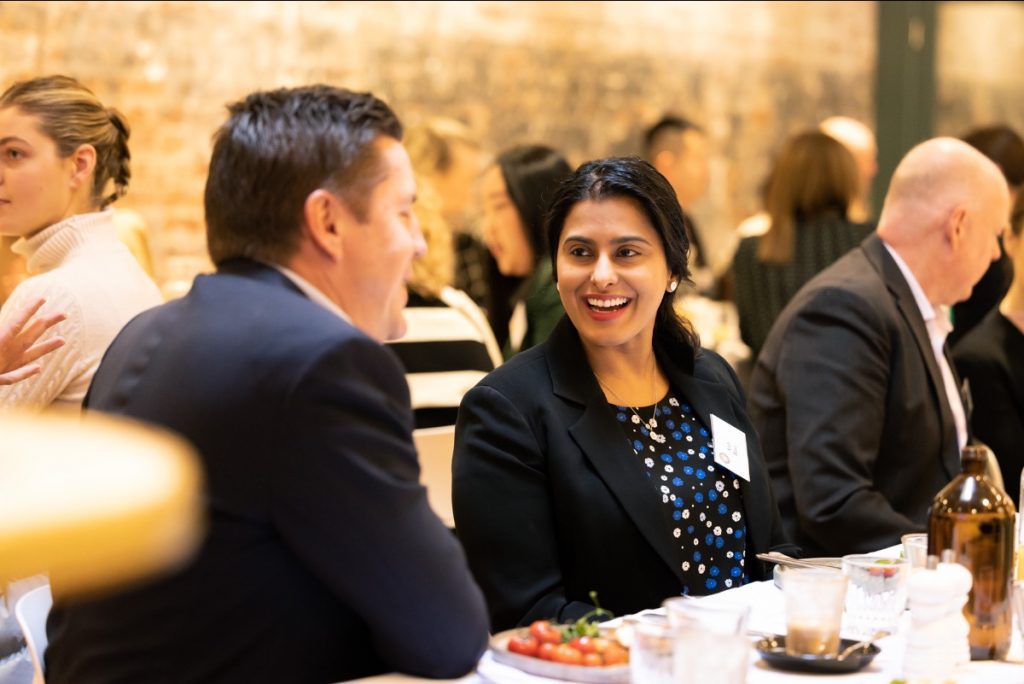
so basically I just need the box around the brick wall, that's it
[935,1,1024,138]
[1,0,877,285]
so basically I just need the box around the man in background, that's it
[644,114,716,294]
[46,85,489,684]
[749,138,1007,557]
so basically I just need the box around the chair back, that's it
[15,584,52,684]
[413,425,457,528]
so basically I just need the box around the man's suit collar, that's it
[216,257,308,298]
[861,235,961,478]
[544,318,770,585]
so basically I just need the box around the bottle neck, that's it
[960,446,989,477]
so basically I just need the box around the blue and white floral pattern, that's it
[611,393,748,595]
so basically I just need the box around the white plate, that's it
[488,629,630,683]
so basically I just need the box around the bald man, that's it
[748,138,1008,557]
[820,116,878,222]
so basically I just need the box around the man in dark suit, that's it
[748,137,1009,557]
[45,85,489,684]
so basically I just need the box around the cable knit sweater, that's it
[0,210,163,410]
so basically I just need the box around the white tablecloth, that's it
[352,578,1024,684]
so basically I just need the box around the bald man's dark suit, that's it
[748,234,962,557]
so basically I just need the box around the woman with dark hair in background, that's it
[481,145,571,357]
[954,189,1024,489]
[950,124,1024,345]
[731,130,873,358]
[0,75,161,409]
[454,157,794,631]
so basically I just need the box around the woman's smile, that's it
[582,293,633,320]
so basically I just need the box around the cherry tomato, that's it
[537,642,558,660]
[589,636,612,653]
[568,636,596,654]
[551,643,584,665]
[529,619,564,644]
[602,643,629,665]
[582,652,604,667]
[507,634,539,657]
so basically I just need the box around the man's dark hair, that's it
[642,114,703,161]
[961,124,1024,189]
[204,85,402,266]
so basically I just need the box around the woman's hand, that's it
[0,297,66,385]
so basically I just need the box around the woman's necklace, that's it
[595,375,663,439]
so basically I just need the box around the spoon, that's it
[837,630,889,660]
[755,552,842,570]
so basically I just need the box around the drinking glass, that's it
[629,616,675,684]
[782,567,848,657]
[841,555,910,638]
[662,596,750,635]
[1012,580,1024,645]
[901,533,929,569]
[674,629,749,684]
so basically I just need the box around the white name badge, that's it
[710,414,750,482]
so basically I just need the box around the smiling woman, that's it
[0,75,161,410]
[453,157,797,632]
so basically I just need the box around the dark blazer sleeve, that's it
[271,337,489,678]
[453,384,588,630]
[771,286,919,553]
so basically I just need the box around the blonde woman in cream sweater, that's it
[0,75,161,410]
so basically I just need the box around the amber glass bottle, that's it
[928,445,1016,660]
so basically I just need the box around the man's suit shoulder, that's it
[783,249,891,322]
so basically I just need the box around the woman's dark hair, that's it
[204,84,402,266]
[0,74,131,209]
[961,125,1024,190]
[759,130,859,264]
[545,156,700,355]
[495,145,572,264]
[1011,185,1024,238]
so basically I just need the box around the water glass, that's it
[674,629,749,684]
[841,554,910,638]
[782,567,848,657]
[901,533,929,569]
[629,616,675,684]
[662,596,750,635]
[1012,581,1024,646]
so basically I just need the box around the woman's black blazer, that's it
[453,317,796,631]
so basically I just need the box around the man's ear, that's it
[67,144,97,192]
[946,205,968,252]
[302,189,351,261]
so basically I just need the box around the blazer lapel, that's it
[863,237,960,479]
[546,320,690,584]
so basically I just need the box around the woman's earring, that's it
[667,281,678,293]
